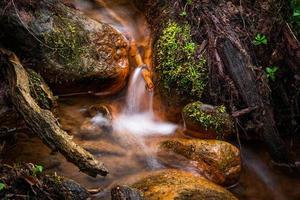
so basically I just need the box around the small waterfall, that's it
[113,67,177,137]
[125,67,153,114]
[110,67,177,168]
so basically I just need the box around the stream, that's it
[2,0,300,199]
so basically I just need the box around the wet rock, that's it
[87,104,113,120]
[132,169,238,200]
[44,175,89,200]
[182,101,234,139]
[0,163,89,200]
[0,0,129,92]
[111,185,143,200]
[79,105,113,140]
[27,69,56,111]
[159,139,241,186]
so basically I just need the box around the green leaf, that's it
[293,9,300,16]
[266,67,272,73]
[253,33,268,45]
[180,11,187,16]
[0,182,5,191]
[34,165,43,174]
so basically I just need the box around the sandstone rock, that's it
[159,139,241,186]
[0,0,129,92]
[182,101,234,139]
[132,169,238,200]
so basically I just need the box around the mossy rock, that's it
[132,169,238,200]
[155,21,208,105]
[0,0,129,92]
[27,69,56,110]
[182,101,234,139]
[0,163,89,200]
[159,139,241,186]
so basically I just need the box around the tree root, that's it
[0,48,108,177]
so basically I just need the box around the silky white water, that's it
[113,67,177,137]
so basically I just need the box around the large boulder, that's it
[182,101,234,139]
[0,0,129,93]
[132,169,238,200]
[159,139,241,186]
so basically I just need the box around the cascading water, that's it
[125,67,153,114]
[113,67,177,137]
[110,66,177,168]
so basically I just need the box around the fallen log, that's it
[0,48,108,177]
[217,38,291,164]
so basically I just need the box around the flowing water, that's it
[2,1,300,199]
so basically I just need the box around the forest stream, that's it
[0,0,299,200]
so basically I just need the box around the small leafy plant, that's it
[292,0,300,17]
[266,66,279,81]
[33,164,43,175]
[180,11,187,17]
[0,182,5,191]
[253,33,268,45]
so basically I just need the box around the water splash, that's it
[114,67,177,137]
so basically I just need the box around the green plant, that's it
[0,182,5,191]
[180,11,187,17]
[266,66,279,81]
[290,0,300,38]
[33,164,43,175]
[183,102,233,137]
[156,21,207,101]
[253,33,268,45]
[292,0,300,16]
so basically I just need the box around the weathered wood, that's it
[217,38,291,164]
[0,48,108,177]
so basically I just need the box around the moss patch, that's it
[44,16,91,74]
[183,102,233,136]
[155,21,208,102]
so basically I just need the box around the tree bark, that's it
[0,48,108,177]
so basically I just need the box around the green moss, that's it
[44,17,90,73]
[156,21,208,102]
[183,102,233,136]
[28,69,53,110]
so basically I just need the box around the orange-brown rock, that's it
[159,139,241,186]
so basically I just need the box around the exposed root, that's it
[0,48,109,177]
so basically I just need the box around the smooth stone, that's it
[132,169,238,200]
[159,139,241,186]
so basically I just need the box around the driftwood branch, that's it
[0,48,108,177]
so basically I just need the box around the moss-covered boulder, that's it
[132,169,238,200]
[182,101,234,139]
[155,21,208,106]
[27,69,56,110]
[158,139,241,186]
[0,0,129,92]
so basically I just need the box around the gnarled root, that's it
[0,48,108,177]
